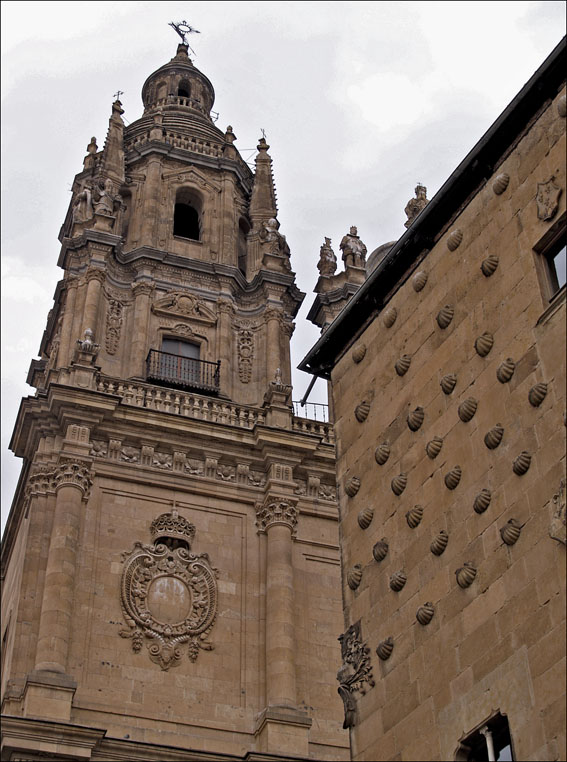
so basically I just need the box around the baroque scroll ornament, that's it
[337,621,375,729]
[237,330,254,383]
[120,511,218,671]
[105,299,123,355]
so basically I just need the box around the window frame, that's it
[533,211,566,305]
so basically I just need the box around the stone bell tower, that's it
[1,39,348,762]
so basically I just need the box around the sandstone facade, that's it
[1,43,348,761]
[302,39,566,762]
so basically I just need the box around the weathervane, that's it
[169,20,200,55]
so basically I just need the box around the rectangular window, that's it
[533,212,566,303]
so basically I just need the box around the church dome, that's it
[126,43,225,145]
[366,241,397,274]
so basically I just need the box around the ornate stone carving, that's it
[345,476,361,498]
[496,358,516,383]
[76,329,100,357]
[389,570,407,592]
[549,479,566,545]
[337,621,375,729]
[255,498,298,534]
[528,382,548,407]
[407,406,425,431]
[412,270,428,292]
[217,464,235,481]
[395,354,412,377]
[512,451,532,476]
[406,505,424,528]
[382,305,398,328]
[152,292,217,325]
[440,373,457,395]
[121,446,140,463]
[355,398,372,423]
[317,237,337,276]
[237,329,254,383]
[104,300,123,355]
[437,305,454,329]
[426,436,444,459]
[536,177,562,221]
[119,511,218,670]
[484,424,504,450]
[319,484,337,501]
[340,226,367,268]
[475,332,494,357]
[90,440,108,458]
[416,602,435,626]
[404,184,429,228]
[54,460,92,497]
[430,530,449,556]
[474,489,492,514]
[72,182,94,224]
[153,452,172,469]
[458,397,478,422]
[186,458,204,475]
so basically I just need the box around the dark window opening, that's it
[546,243,566,295]
[238,218,250,276]
[533,213,566,303]
[456,713,514,762]
[155,536,190,552]
[174,203,200,240]
[178,80,191,98]
[178,88,190,97]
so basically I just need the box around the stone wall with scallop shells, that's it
[329,87,566,762]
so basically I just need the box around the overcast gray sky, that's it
[2,0,565,530]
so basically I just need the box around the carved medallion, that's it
[120,511,218,670]
[536,178,562,221]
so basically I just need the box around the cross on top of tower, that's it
[113,90,124,101]
[169,20,200,45]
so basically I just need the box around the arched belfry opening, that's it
[238,217,250,276]
[173,187,202,240]
[177,79,191,98]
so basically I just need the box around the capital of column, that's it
[264,306,284,324]
[62,275,80,292]
[84,267,105,285]
[217,297,235,316]
[54,460,93,498]
[255,496,298,535]
[131,281,154,298]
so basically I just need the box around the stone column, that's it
[279,318,294,386]
[129,282,153,378]
[256,497,298,708]
[58,277,79,367]
[217,298,234,398]
[81,268,105,339]
[265,308,282,384]
[35,460,92,673]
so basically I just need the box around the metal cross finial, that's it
[113,90,124,101]
[261,128,266,139]
[169,20,201,45]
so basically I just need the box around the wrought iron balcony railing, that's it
[146,350,220,394]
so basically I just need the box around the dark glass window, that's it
[457,713,514,761]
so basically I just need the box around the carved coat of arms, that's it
[120,510,218,670]
[536,177,562,221]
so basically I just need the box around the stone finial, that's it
[224,125,236,144]
[317,237,337,276]
[404,184,429,228]
[340,226,367,268]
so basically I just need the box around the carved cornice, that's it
[54,460,93,497]
[255,496,298,534]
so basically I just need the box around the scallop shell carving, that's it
[372,539,389,563]
[473,489,492,514]
[355,400,371,423]
[352,343,366,364]
[383,306,398,328]
[345,476,361,497]
[391,473,408,496]
[475,332,494,357]
[481,254,500,277]
[412,271,428,292]
[447,229,463,251]
[458,397,478,422]
[512,451,531,476]
[426,436,444,459]
[492,173,510,195]
[444,465,462,490]
[395,354,412,377]
[437,305,454,329]
[357,506,374,530]
[347,565,363,590]
[558,94,567,118]
[407,406,425,431]
[430,530,449,556]
[496,358,516,383]
[484,424,504,450]
[389,570,407,592]
[440,373,457,395]
[375,442,391,466]
[500,518,522,546]
[376,637,394,661]
[416,602,435,626]
[528,382,548,407]
[406,505,424,529]
[456,562,477,588]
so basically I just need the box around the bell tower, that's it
[1,36,348,762]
